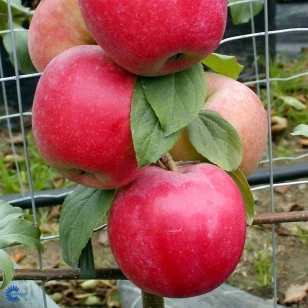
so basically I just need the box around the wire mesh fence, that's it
[0,0,308,307]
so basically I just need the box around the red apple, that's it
[170,72,268,176]
[78,0,228,76]
[107,163,246,298]
[32,45,139,189]
[28,0,96,72]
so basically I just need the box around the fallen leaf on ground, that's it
[48,259,62,269]
[271,116,288,134]
[267,297,279,304]
[10,251,25,263]
[299,138,308,147]
[276,222,308,237]
[50,292,63,304]
[45,281,71,292]
[106,288,121,307]
[274,186,291,195]
[47,205,61,221]
[283,203,304,212]
[12,133,24,144]
[284,283,308,304]
[296,93,308,103]
[42,223,54,234]
[276,225,293,236]
[80,280,100,290]
[4,154,25,163]
[53,177,66,189]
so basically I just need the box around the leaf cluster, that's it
[131,60,244,171]
[0,200,43,289]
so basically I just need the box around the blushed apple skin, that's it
[32,45,139,190]
[28,0,96,72]
[107,163,246,298]
[170,72,268,176]
[78,0,227,76]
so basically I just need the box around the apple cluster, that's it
[29,0,268,299]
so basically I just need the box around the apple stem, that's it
[156,156,201,171]
[156,159,168,170]
[158,153,179,172]
[175,160,201,166]
[141,290,165,308]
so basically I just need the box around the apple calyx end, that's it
[167,53,185,62]
[76,169,90,176]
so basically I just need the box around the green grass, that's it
[276,139,293,158]
[296,227,308,246]
[245,235,282,287]
[257,52,308,161]
[0,132,72,195]
[260,52,308,93]
[259,52,308,123]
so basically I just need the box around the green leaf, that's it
[186,110,242,171]
[3,23,35,74]
[59,186,115,268]
[0,200,44,251]
[291,124,308,137]
[0,220,44,250]
[0,200,23,225]
[0,9,8,30]
[3,0,31,14]
[278,95,306,111]
[131,79,181,167]
[202,53,244,80]
[0,1,32,31]
[0,253,14,290]
[228,169,255,225]
[140,63,207,136]
[228,0,264,25]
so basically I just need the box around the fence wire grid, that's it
[0,0,308,307]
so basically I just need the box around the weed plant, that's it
[0,132,72,195]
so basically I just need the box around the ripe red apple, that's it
[170,72,268,176]
[32,45,139,190]
[28,0,96,72]
[78,0,228,76]
[107,163,246,298]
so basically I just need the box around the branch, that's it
[252,210,308,225]
[0,268,127,281]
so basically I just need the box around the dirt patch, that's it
[227,164,308,307]
[5,229,120,307]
